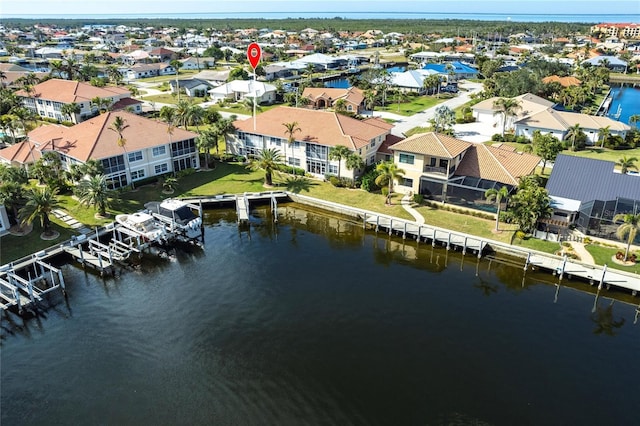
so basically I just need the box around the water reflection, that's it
[591,299,626,336]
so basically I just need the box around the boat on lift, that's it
[144,199,202,240]
[115,211,167,242]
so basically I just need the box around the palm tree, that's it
[246,148,283,186]
[328,145,352,179]
[493,97,521,136]
[345,152,365,176]
[19,187,61,236]
[598,125,610,149]
[629,114,640,129]
[60,102,81,123]
[175,99,193,128]
[612,213,640,262]
[616,156,638,175]
[196,128,217,168]
[0,181,26,227]
[565,123,582,151]
[76,175,112,217]
[364,90,377,114]
[106,65,123,85]
[334,98,347,115]
[109,116,134,189]
[162,176,179,193]
[375,161,405,205]
[484,186,510,231]
[213,117,236,155]
[282,121,302,174]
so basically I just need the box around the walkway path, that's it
[570,242,595,265]
[400,194,425,224]
[52,209,92,235]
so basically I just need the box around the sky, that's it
[2,0,639,17]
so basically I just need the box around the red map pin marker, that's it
[247,42,262,69]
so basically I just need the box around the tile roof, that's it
[546,154,640,202]
[541,75,582,87]
[28,111,198,162]
[454,144,541,185]
[15,78,130,104]
[233,106,389,150]
[517,109,631,132]
[472,93,554,121]
[389,132,471,158]
[0,140,42,164]
[302,87,365,105]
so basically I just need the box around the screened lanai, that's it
[420,176,515,212]
[574,197,640,240]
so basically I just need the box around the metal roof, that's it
[546,154,640,202]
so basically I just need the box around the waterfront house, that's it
[15,78,139,124]
[302,87,365,114]
[421,61,479,82]
[23,110,199,189]
[226,106,394,179]
[514,109,630,145]
[472,93,555,132]
[545,154,640,239]
[389,132,540,211]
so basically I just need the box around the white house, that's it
[208,80,277,104]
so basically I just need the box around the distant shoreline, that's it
[2,12,639,24]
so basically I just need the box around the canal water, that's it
[1,204,638,426]
[607,83,640,126]
[324,66,406,88]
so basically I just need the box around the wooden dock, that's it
[179,191,289,224]
[236,194,249,222]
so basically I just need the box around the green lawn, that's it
[142,93,207,105]
[585,244,640,275]
[0,220,77,264]
[561,147,640,164]
[377,96,446,116]
[512,236,561,254]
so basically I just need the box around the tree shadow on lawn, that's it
[281,176,317,194]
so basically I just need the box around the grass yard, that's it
[561,146,640,164]
[585,244,640,275]
[0,220,77,264]
[377,96,446,116]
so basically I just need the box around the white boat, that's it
[115,212,167,242]
[144,199,202,240]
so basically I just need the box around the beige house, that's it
[471,93,554,133]
[302,87,365,114]
[23,111,199,188]
[16,78,141,124]
[389,132,541,211]
[515,109,630,145]
[227,106,394,179]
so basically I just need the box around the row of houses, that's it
[3,102,636,240]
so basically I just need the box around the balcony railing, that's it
[423,166,447,174]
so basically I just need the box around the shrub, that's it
[515,230,526,240]
[381,187,389,197]
[491,133,504,142]
[583,237,592,244]
[412,193,424,204]
[329,176,342,187]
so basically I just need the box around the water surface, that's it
[2,204,638,425]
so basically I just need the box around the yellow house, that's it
[389,132,541,211]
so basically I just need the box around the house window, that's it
[307,159,325,175]
[399,153,415,165]
[131,169,145,180]
[347,105,353,111]
[154,163,168,174]
[153,146,167,156]
[430,157,436,167]
[370,140,376,148]
[288,157,300,167]
[328,164,338,175]
[128,151,143,162]
[439,159,448,168]
[402,178,413,187]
